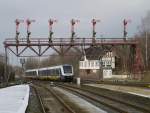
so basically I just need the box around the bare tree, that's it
[25,58,40,69]
[136,11,150,70]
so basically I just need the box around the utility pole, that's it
[145,31,148,69]
[123,19,131,74]
[20,58,25,75]
[123,19,131,40]
[4,47,8,83]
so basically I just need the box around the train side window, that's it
[47,70,51,75]
[54,69,56,75]
[58,69,61,75]
[44,70,46,75]
[51,69,54,75]
[46,70,48,76]
[41,70,45,76]
[40,71,42,76]
[34,71,36,76]
[56,69,58,75]
[50,70,52,75]
[39,71,41,75]
[56,68,60,75]
[40,71,42,75]
[53,69,55,75]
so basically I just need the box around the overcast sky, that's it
[0,0,150,64]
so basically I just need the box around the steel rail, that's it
[30,85,46,113]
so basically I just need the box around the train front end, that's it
[61,65,74,81]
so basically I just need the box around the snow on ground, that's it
[54,87,107,113]
[0,85,30,113]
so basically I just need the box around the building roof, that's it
[84,46,105,60]
[83,46,117,60]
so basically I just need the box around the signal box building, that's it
[79,48,116,80]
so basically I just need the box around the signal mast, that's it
[70,19,80,42]
[48,19,57,42]
[26,19,35,43]
[91,19,100,43]
[15,19,24,43]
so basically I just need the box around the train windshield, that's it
[63,65,72,73]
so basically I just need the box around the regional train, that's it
[24,64,74,81]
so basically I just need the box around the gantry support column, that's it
[4,47,8,82]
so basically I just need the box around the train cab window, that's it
[63,65,72,73]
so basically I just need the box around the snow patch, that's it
[0,85,30,113]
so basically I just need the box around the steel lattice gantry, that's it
[4,38,138,56]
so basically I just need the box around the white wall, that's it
[79,52,115,69]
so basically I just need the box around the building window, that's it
[102,61,105,67]
[80,62,82,67]
[91,62,94,67]
[88,61,90,67]
[85,61,87,68]
[86,69,91,74]
[96,61,99,66]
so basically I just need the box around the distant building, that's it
[80,52,115,69]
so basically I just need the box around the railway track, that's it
[31,85,46,113]
[82,79,150,88]
[56,83,150,113]
[31,83,76,113]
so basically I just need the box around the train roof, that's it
[25,69,38,72]
[25,64,72,72]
